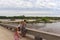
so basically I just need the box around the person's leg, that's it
[22,29,27,37]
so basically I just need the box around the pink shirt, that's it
[14,31,19,40]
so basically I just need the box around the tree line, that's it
[0,16,60,20]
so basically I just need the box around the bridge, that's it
[0,21,60,40]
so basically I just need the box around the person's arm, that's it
[17,24,20,27]
[17,31,22,38]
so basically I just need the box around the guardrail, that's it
[0,23,60,40]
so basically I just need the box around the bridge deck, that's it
[0,26,33,40]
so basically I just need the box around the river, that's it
[26,22,60,34]
[6,21,60,34]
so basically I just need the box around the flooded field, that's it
[38,22,60,34]
[5,21,60,34]
[25,22,60,34]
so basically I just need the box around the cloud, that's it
[0,0,59,11]
[0,0,60,16]
[0,10,58,16]
[0,0,34,8]
[0,0,60,12]
[35,0,57,8]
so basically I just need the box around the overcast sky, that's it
[0,0,60,17]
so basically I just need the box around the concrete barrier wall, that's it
[0,23,60,40]
[26,28,60,40]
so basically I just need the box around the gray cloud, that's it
[0,0,58,8]
[0,0,60,16]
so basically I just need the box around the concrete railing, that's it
[0,23,16,30]
[26,28,60,40]
[0,23,60,40]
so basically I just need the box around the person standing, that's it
[20,20,27,37]
[14,28,21,40]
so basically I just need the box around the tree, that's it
[41,17,49,27]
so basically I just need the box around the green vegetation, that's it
[0,16,60,20]
[0,16,59,23]
[41,17,52,23]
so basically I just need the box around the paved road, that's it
[0,26,33,40]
